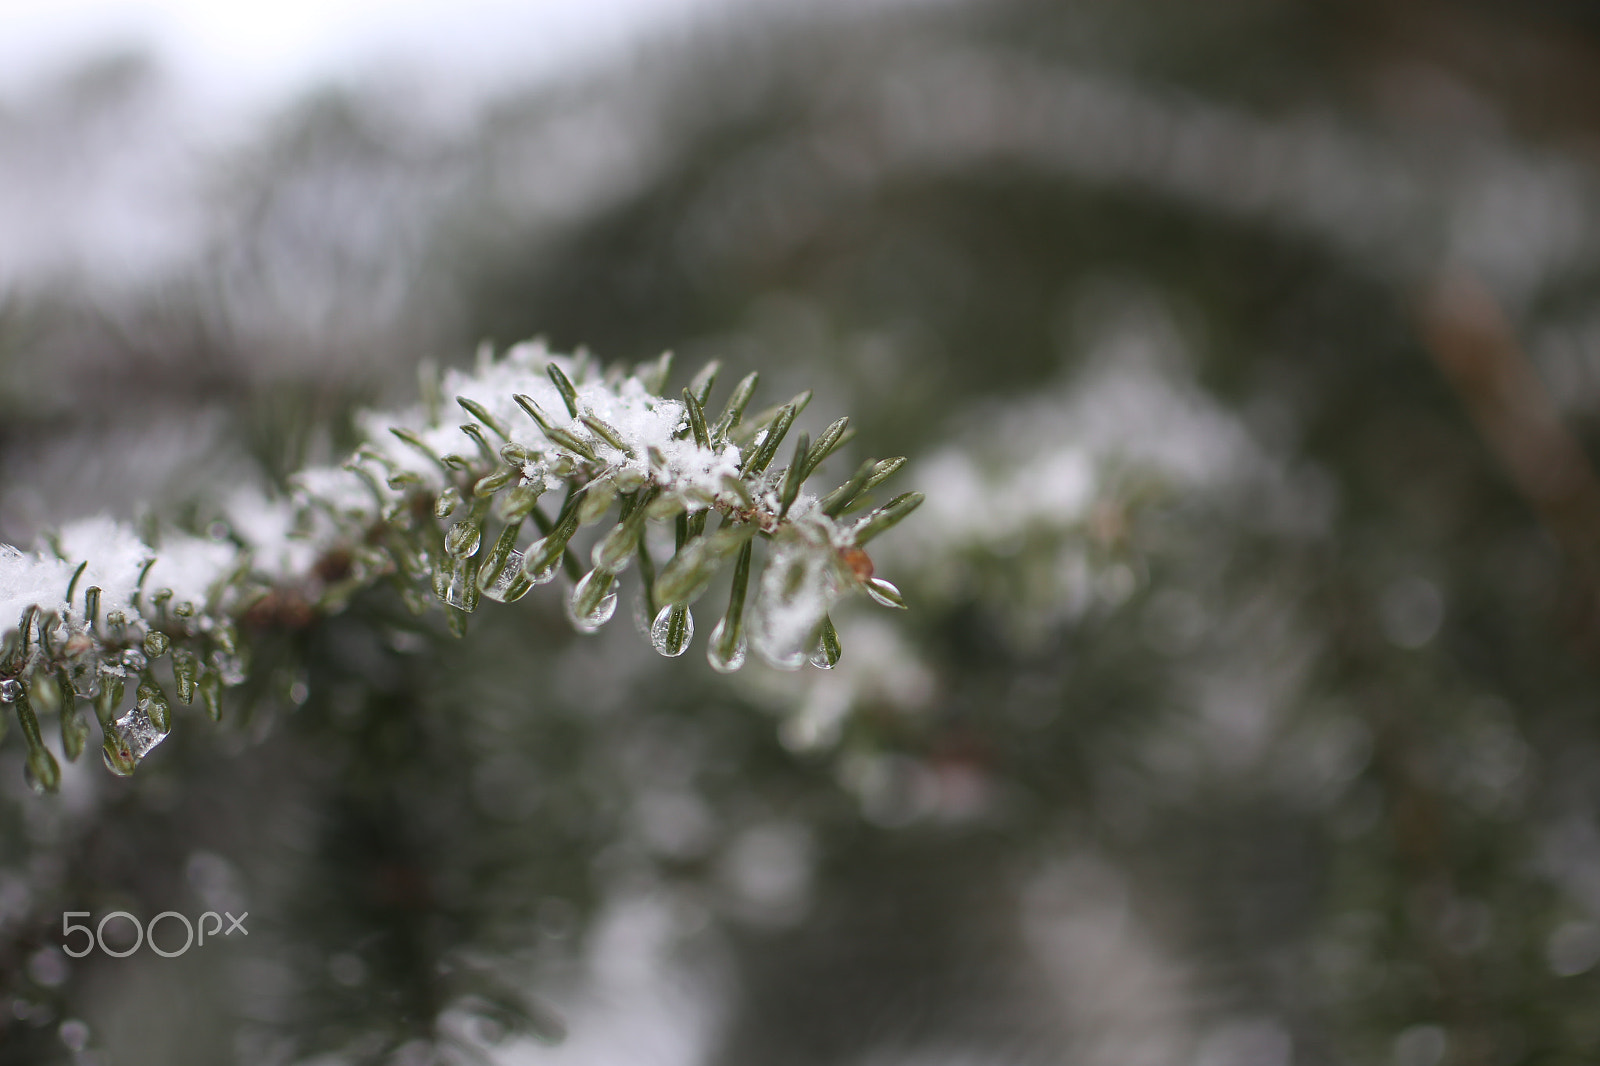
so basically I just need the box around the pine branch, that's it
[0,341,921,789]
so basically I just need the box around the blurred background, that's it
[5,0,1600,1062]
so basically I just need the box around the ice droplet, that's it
[706,618,746,673]
[810,616,841,669]
[121,648,147,672]
[749,536,833,670]
[445,520,481,559]
[0,679,21,703]
[864,577,906,609]
[72,671,99,700]
[520,538,565,586]
[650,604,694,657]
[441,564,474,610]
[102,705,167,776]
[137,679,171,733]
[566,570,619,633]
[481,549,531,603]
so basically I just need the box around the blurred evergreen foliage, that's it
[7,1,1600,1064]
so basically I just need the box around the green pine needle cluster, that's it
[0,341,922,792]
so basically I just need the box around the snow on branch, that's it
[0,341,921,790]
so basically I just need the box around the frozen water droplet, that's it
[441,565,475,610]
[810,616,841,669]
[749,536,833,670]
[521,538,564,586]
[481,549,531,602]
[72,671,99,700]
[102,705,167,775]
[0,679,21,703]
[102,747,135,777]
[137,680,171,733]
[706,619,746,673]
[445,520,481,559]
[863,577,906,609]
[566,570,619,633]
[121,648,147,672]
[650,604,694,657]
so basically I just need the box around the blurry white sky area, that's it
[0,0,733,115]
[0,0,934,292]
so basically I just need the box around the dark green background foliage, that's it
[5,1,1600,1063]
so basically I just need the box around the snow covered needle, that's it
[0,341,921,790]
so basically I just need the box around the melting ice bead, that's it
[0,679,21,703]
[445,520,482,559]
[566,570,619,633]
[650,604,694,657]
[480,549,532,603]
[102,705,167,776]
[809,615,841,670]
[137,679,171,734]
[102,745,136,777]
[706,618,747,673]
[71,671,99,701]
[441,563,478,611]
[863,577,906,609]
[520,537,566,586]
[748,536,833,670]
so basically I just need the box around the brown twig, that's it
[1419,270,1600,628]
